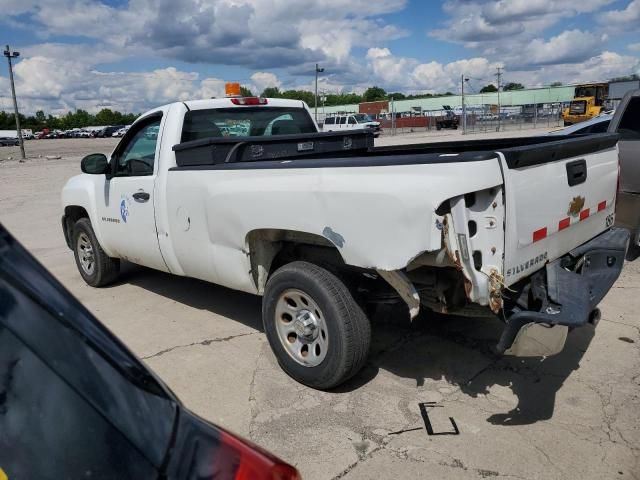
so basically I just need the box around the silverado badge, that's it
[568,195,585,217]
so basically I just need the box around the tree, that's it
[609,74,640,82]
[362,86,387,102]
[480,84,498,93]
[240,86,253,97]
[550,81,563,87]
[387,92,406,100]
[261,86,281,98]
[503,82,525,91]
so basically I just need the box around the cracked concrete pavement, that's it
[1,135,638,479]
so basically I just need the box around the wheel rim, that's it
[274,288,328,367]
[77,232,95,275]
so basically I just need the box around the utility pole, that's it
[495,66,502,132]
[4,45,25,161]
[461,74,469,134]
[314,63,324,123]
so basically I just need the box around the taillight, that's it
[231,97,268,105]
[217,431,301,480]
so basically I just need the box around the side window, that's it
[325,117,334,125]
[113,117,161,176]
[339,116,347,125]
[348,116,357,125]
[618,98,640,140]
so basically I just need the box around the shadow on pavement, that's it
[114,265,593,425]
[363,304,595,426]
[114,262,264,332]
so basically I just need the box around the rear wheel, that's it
[262,261,371,389]
[72,218,120,287]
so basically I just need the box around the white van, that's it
[322,114,381,137]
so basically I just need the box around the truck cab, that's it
[322,113,381,136]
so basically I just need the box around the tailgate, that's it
[499,134,619,285]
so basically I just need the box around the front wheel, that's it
[262,261,371,389]
[72,218,120,287]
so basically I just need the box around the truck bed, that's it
[172,131,619,171]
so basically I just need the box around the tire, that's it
[72,218,120,287]
[262,261,371,389]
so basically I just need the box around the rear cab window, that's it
[181,107,317,143]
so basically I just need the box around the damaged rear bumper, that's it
[498,227,629,356]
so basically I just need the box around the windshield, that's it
[353,114,373,123]
[569,101,586,115]
[181,107,317,143]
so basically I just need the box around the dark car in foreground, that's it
[0,223,300,480]
[0,137,19,147]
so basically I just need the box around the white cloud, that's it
[515,30,603,66]
[250,72,282,95]
[431,0,613,63]
[365,48,498,92]
[629,43,640,52]
[599,0,640,30]
[506,51,640,86]
[0,56,229,114]
[4,0,408,69]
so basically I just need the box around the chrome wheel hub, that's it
[77,232,95,275]
[274,288,328,367]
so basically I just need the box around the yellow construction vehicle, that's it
[562,83,609,126]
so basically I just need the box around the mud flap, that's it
[498,227,629,356]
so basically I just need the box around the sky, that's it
[1,0,639,115]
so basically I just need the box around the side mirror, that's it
[81,153,109,175]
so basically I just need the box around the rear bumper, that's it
[498,227,629,355]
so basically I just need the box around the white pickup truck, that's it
[61,94,629,389]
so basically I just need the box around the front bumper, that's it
[498,227,629,355]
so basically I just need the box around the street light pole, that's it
[4,45,25,161]
[461,74,469,134]
[314,63,324,123]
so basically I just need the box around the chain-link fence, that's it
[377,102,565,136]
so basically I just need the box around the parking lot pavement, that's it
[1,137,638,480]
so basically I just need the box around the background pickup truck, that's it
[61,94,629,389]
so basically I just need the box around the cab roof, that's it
[184,97,307,111]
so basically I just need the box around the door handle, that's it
[132,191,150,202]
[566,159,587,187]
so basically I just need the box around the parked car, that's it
[0,137,19,146]
[112,126,130,137]
[76,129,93,138]
[60,93,629,390]
[322,113,381,137]
[0,223,301,480]
[97,125,125,138]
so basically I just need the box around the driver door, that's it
[95,114,168,272]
